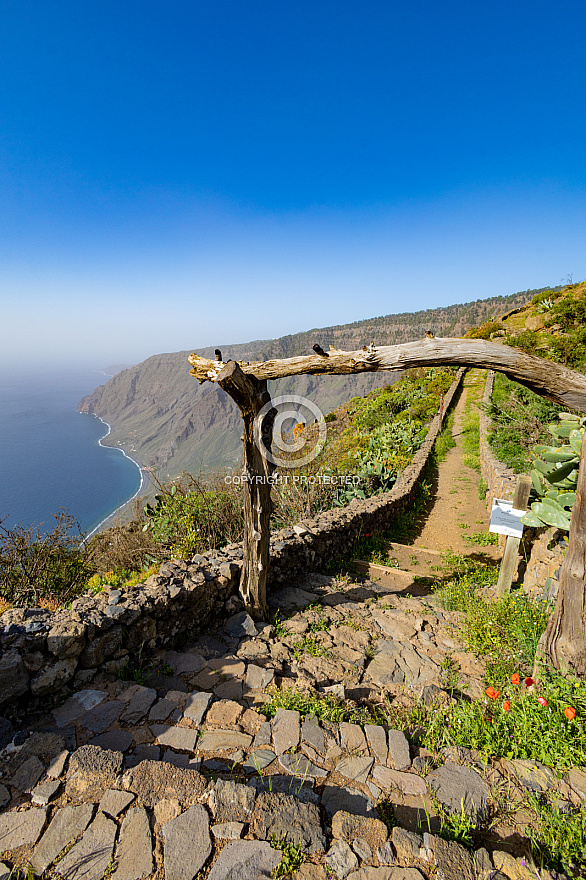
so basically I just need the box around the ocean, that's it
[0,368,142,537]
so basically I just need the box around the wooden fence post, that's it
[496,475,532,597]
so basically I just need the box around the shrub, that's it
[466,320,505,339]
[531,289,555,305]
[0,510,94,608]
[522,411,583,532]
[503,329,542,355]
[486,373,562,472]
[142,476,243,559]
[85,501,160,575]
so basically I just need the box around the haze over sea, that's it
[0,368,141,536]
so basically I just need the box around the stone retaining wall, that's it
[0,370,465,717]
[478,370,566,599]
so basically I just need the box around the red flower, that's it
[486,687,501,700]
[511,673,520,685]
[503,700,511,711]
[524,677,535,688]
[565,707,576,720]
[537,696,548,707]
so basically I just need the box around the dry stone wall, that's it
[478,370,567,599]
[0,370,464,716]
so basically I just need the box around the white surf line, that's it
[82,414,145,543]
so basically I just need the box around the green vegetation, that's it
[434,409,456,461]
[293,635,328,659]
[435,555,548,682]
[377,798,399,833]
[526,797,586,879]
[421,664,586,771]
[433,800,478,848]
[142,474,242,559]
[522,411,583,532]
[271,367,455,538]
[461,370,484,472]
[462,531,498,546]
[0,511,93,609]
[259,686,350,723]
[259,685,384,726]
[272,612,291,638]
[466,319,505,340]
[543,284,586,369]
[86,563,160,594]
[486,373,563,472]
[270,839,305,878]
[334,388,457,566]
[502,282,586,370]
[116,656,150,686]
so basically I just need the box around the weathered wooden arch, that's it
[189,338,586,675]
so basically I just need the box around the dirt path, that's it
[413,370,500,560]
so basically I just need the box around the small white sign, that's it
[489,498,525,538]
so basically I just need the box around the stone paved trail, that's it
[0,573,579,879]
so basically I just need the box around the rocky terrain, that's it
[0,572,577,880]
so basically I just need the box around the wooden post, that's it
[496,475,532,597]
[216,361,276,620]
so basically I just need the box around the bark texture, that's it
[216,361,275,619]
[537,430,586,676]
[189,338,586,413]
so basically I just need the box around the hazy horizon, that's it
[1,1,585,372]
[0,279,549,379]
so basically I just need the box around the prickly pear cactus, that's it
[521,412,585,531]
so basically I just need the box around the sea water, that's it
[0,368,141,536]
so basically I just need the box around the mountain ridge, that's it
[79,288,546,481]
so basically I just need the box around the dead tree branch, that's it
[189,338,586,413]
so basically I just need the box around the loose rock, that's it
[0,807,47,854]
[162,804,212,880]
[386,731,410,771]
[99,789,135,818]
[252,791,326,853]
[426,762,490,821]
[66,746,123,802]
[54,811,117,880]
[272,708,300,755]
[31,803,95,874]
[112,806,153,880]
[209,778,256,823]
[327,839,359,879]
[207,840,281,880]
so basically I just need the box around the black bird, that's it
[313,343,328,357]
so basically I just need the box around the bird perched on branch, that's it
[425,331,435,339]
[313,343,328,357]
[215,349,223,361]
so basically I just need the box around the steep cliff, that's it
[79,288,539,480]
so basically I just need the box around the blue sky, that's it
[1,0,585,369]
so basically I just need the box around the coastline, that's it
[82,414,145,541]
